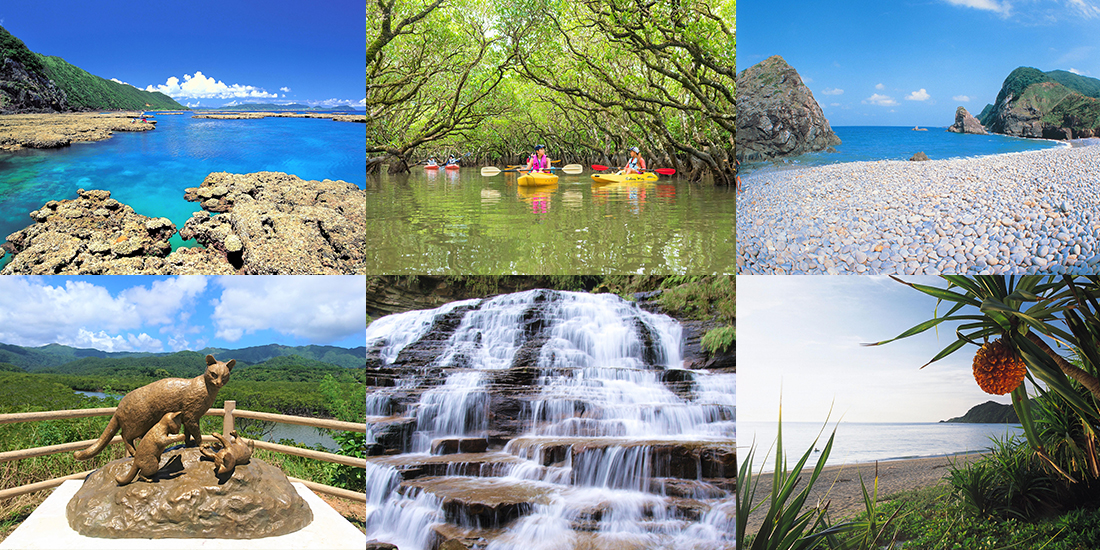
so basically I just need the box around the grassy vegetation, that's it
[0,25,45,74]
[0,356,365,540]
[36,54,184,110]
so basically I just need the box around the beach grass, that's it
[845,483,1100,549]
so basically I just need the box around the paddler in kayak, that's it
[524,145,552,173]
[621,146,646,175]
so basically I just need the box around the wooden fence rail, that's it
[0,401,365,503]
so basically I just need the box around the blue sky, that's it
[739,0,1100,126]
[0,0,364,109]
[739,276,1023,423]
[0,276,366,353]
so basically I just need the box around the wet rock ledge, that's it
[0,171,365,274]
[0,112,155,151]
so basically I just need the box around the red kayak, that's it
[424,165,440,170]
[444,164,460,170]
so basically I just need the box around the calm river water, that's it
[366,169,736,274]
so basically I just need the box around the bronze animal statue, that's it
[199,431,254,476]
[115,411,186,485]
[75,355,235,460]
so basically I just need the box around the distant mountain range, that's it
[0,342,366,373]
[976,67,1100,140]
[201,103,362,112]
[0,24,184,112]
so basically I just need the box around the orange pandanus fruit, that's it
[972,338,1027,395]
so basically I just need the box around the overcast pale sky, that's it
[739,0,1100,127]
[738,275,1018,423]
[0,276,366,353]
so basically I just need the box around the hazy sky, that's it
[739,276,1019,423]
[0,0,364,108]
[0,276,366,353]
[739,0,1100,127]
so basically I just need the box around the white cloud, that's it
[863,93,898,106]
[110,78,134,88]
[875,83,885,90]
[358,98,366,107]
[211,276,365,343]
[820,88,844,95]
[280,86,291,93]
[1066,0,1100,18]
[71,330,163,353]
[906,88,931,101]
[952,95,971,102]
[145,71,278,100]
[830,102,841,107]
[943,0,1012,16]
[0,278,198,351]
[119,277,207,325]
[1069,67,1092,75]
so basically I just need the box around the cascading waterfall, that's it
[365,289,735,549]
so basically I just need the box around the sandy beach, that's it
[743,453,983,532]
[737,145,1100,274]
[0,112,155,151]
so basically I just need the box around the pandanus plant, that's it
[867,275,1100,482]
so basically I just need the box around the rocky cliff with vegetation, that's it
[977,66,1100,139]
[941,400,1019,423]
[0,24,184,113]
[736,55,840,162]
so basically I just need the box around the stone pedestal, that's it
[0,480,365,550]
[66,448,310,539]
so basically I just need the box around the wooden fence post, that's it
[223,400,235,435]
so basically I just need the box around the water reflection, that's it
[366,169,735,274]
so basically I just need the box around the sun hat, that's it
[630,146,639,153]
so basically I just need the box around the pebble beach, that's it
[737,144,1100,274]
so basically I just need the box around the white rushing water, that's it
[365,290,735,549]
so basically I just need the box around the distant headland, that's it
[0,25,185,113]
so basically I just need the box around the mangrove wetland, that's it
[0,347,367,539]
[367,0,736,185]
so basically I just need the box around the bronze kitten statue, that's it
[115,411,185,485]
[75,355,235,460]
[200,431,254,476]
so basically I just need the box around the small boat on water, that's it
[591,172,659,184]
[444,164,460,170]
[517,171,559,186]
[424,164,440,170]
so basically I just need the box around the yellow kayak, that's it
[517,171,559,186]
[591,172,659,184]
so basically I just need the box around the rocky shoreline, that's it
[738,145,1100,274]
[0,112,155,151]
[192,112,366,123]
[0,171,366,274]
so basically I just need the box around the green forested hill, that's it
[0,23,185,112]
[196,344,367,369]
[36,54,184,110]
[979,66,1100,132]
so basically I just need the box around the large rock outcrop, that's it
[1,172,365,274]
[736,55,841,162]
[0,57,68,113]
[66,447,312,539]
[180,171,365,274]
[0,189,188,275]
[946,106,987,134]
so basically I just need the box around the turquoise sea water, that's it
[742,126,1065,175]
[0,114,365,254]
[741,421,1025,472]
